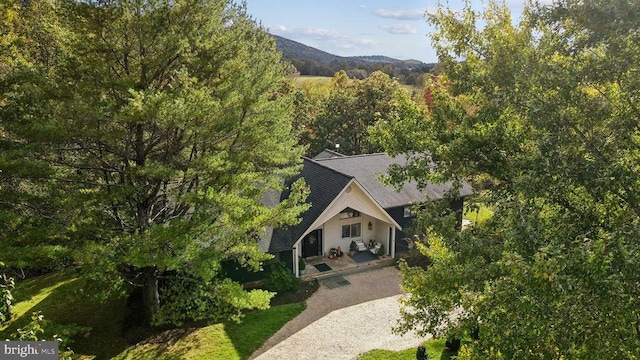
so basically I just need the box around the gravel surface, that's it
[250,266,429,360]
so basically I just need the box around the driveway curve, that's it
[250,266,429,360]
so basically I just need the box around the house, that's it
[260,151,473,277]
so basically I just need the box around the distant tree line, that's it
[287,58,434,86]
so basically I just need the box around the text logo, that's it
[2,342,58,359]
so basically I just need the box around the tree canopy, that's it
[372,0,640,358]
[300,70,421,156]
[0,0,308,325]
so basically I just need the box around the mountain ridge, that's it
[272,34,434,76]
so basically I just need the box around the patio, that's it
[301,251,394,280]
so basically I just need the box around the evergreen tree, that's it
[0,0,308,325]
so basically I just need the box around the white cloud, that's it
[269,26,345,41]
[299,28,344,39]
[373,9,425,20]
[380,24,418,35]
[267,25,379,55]
[333,38,378,50]
[270,24,288,33]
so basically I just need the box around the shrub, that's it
[11,312,75,360]
[1,263,14,324]
[153,270,273,326]
[445,336,461,352]
[416,344,429,360]
[298,257,306,271]
[377,244,385,256]
[264,262,300,293]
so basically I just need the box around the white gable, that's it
[295,179,401,246]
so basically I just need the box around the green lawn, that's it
[358,338,455,360]
[464,203,494,225]
[1,271,305,359]
[1,271,129,358]
[113,302,305,360]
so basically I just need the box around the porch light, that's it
[368,221,372,230]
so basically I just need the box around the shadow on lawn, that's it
[5,272,318,360]
[2,272,130,359]
[115,327,198,360]
[225,280,317,359]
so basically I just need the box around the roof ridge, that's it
[322,149,346,157]
[302,157,354,180]
[314,152,387,161]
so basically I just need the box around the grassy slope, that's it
[357,338,455,360]
[2,271,305,359]
[114,302,305,360]
[1,271,129,358]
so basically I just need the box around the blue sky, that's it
[242,1,539,63]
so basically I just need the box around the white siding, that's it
[293,179,401,258]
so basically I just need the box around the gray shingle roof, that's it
[262,152,473,253]
[315,153,473,208]
[312,149,346,160]
[266,158,352,253]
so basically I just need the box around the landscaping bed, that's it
[270,279,319,307]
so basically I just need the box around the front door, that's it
[302,230,322,258]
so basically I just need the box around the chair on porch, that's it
[369,242,381,255]
[354,239,367,251]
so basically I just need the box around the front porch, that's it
[300,251,395,280]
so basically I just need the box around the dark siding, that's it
[279,250,294,273]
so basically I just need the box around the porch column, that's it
[391,226,396,258]
[293,247,299,277]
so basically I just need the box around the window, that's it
[341,223,361,238]
[339,207,361,219]
[404,206,416,218]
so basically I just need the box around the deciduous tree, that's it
[372,0,640,358]
[307,70,421,156]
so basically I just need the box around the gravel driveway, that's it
[250,266,429,360]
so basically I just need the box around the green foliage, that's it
[263,262,300,294]
[372,0,640,358]
[153,271,274,326]
[0,0,309,324]
[298,257,306,271]
[0,271,128,358]
[0,263,13,324]
[5,271,305,359]
[416,344,428,360]
[10,312,75,360]
[303,70,424,156]
[12,312,45,342]
[358,338,452,360]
